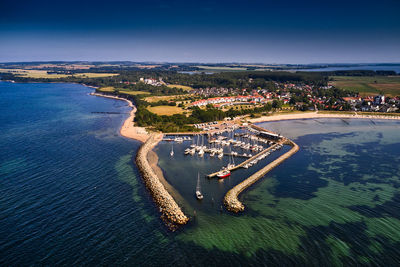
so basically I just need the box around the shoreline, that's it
[248,111,400,124]
[135,134,189,227]
[90,92,149,143]
[90,92,188,228]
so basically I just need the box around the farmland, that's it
[0,69,119,79]
[166,84,193,91]
[146,105,185,116]
[331,76,400,97]
[97,87,150,95]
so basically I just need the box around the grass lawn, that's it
[330,76,400,97]
[119,90,150,96]
[147,105,185,116]
[166,84,193,91]
[144,95,186,103]
[97,87,115,92]
[97,87,150,95]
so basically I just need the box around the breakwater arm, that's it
[136,134,189,226]
[224,139,299,212]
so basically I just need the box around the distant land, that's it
[1,61,400,74]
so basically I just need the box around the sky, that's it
[1,0,400,64]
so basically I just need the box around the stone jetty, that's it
[136,134,189,226]
[224,139,300,212]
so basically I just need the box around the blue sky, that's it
[1,0,399,63]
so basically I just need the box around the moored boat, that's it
[217,169,231,179]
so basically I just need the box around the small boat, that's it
[198,149,204,156]
[217,169,231,179]
[218,153,223,159]
[195,173,203,200]
[174,137,183,143]
[170,143,174,156]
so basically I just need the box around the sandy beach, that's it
[249,111,400,124]
[91,92,189,224]
[90,92,149,143]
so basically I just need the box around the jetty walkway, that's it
[224,139,299,212]
[207,143,280,178]
[136,134,189,226]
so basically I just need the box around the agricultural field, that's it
[97,87,115,92]
[144,95,188,103]
[147,105,185,116]
[119,90,150,96]
[166,84,193,91]
[330,76,400,97]
[74,73,119,78]
[0,68,119,79]
[195,65,247,72]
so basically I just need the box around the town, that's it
[139,78,400,114]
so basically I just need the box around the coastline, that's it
[90,92,188,228]
[136,134,189,227]
[248,111,400,124]
[90,92,149,143]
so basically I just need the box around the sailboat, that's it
[227,152,235,169]
[198,135,204,156]
[190,135,196,148]
[196,173,203,200]
[170,143,174,156]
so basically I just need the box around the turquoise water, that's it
[1,81,400,266]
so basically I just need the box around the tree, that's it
[272,99,282,109]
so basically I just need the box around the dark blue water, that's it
[0,82,176,265]
[1,81,400,266]
[298,64,400,73]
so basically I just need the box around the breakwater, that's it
[136,134,189,227]
[224,139,299,212]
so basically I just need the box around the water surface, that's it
[1,81,400,266]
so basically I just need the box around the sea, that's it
[297,64,400,74]
[1,81,400,266]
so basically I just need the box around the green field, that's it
[166,84,193,91]
[97,87,150,95]
[331,76,400,97]
[195,66,248,72]
[119,90,150,96]
[147,105,185,115]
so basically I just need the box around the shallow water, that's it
[1,81,400,266]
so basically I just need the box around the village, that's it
[138,77,400,114]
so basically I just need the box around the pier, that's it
[207,143,280,178]
[224,139,299,212]
[136,134,189,226]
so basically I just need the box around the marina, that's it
[153,124,295,216]
[162,125,287,182]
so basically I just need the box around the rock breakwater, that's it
[224,139,299,212]
[136,134,189,227]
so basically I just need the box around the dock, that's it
[207,143,280,178]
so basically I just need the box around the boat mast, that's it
[196,172,201,192]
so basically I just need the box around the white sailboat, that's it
[198,134,205,156]
[227,148,235,169]
[170,143,174,156]
[196,173,203,200]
